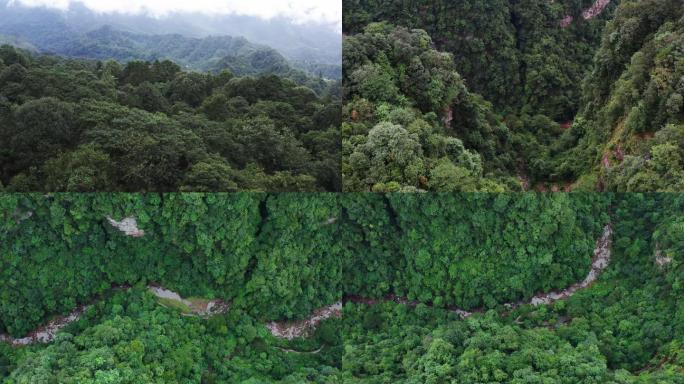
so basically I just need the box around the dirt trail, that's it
[346,224,613,318]
[275,345,325,354]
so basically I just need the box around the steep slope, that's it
[554,0,684,191]
[343,0,618,119]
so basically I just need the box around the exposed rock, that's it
[343,224,613,318]
[106,216,145,237]
[2,285,230,346]
[529,224,612,306]
[2,224,614,346]
[442,106,454,128]
[266,302,342,340]
[655,247,673,267]
[12,208,33,223]
[0,306,88,346]
[148,286,229,317]
[602,151,611,168]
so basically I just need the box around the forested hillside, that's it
[555,0,684,191]
[0,193,607,339]
[2,193,682,381]
[342,25,517,191]
[344,0,617,117]
[342,0,684,192]
[340,194,684,383]
[0,193,342,337]
[0,46,341,191]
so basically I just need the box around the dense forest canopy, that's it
[0,193,342,337]
[342,25,517,192]
[0,46,341,191]
[343,0,617,117]
[340,193,611,308]
[1,193,683,382]
[342,0,684,192]
[0,193,606,339]
[341,194,684,383]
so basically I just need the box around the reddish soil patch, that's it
[614,143,625,163]
[602,151,611,168]
[583,0,611,20]
[560,15,574,28]
[560,0,611,28]
[442,106,454,128]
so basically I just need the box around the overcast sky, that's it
[9,0,341,27]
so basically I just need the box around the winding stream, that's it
[1,225,612,346]
[345,224,613,318]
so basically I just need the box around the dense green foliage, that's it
[342,25,517,191]
[0,194,342,337]
[2,289,342,383]
[0,46,341,191]
[341,193,611,309]
[2,193,682,382]
[343,0,615,117]
[340,194,684,383]
[342,0,684,191]
[0,193,607,338]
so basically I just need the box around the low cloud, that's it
[8,0,341,26]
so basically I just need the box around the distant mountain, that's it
[0,0,341,79]
[0,34,36,52]
[54,25,293,76]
